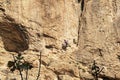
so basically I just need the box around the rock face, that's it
[0,0,120,80]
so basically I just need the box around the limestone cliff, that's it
[0,0,120,80]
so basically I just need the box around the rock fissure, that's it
[81,0,84,12]
[43,33,56,40]
[77,17,81,46]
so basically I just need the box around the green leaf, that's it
[16,56,22,60]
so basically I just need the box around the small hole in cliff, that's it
[45,45,54,49]
[0,7,5,12]
[36,33,41,37]
[116,41,120,44]
[0,22,29,52]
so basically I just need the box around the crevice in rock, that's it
[81,0,84,12]
[29,20,42,27]
[45,44,58,50]
[43,33,56,39]
[52,71,61,80]
[3,14,15,22]
[77,18,81,46]
[77,0,85,46]
[100,75,120,80]
[78,0,80,3]
[0,7,5,12]
[45,45,54,49]
[57,76,62,80]
[77,10,87,49]
[36,33,41,37]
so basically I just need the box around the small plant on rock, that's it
[7,51,42,80]
[7,52,33,80]
[91,60,104,80]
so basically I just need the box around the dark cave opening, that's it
[0,22,29,52]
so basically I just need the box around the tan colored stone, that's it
[59,75,80,80]
[1,0,120,80]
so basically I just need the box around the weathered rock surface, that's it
[0,0,120,80]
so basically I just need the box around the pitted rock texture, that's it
[0,0,120,80]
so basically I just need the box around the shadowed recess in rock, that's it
[100,75,120,80]
[0,22,29,52]
[78,0,80,3]
[81,0,84,11]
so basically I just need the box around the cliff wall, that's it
[0,0,120,80]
